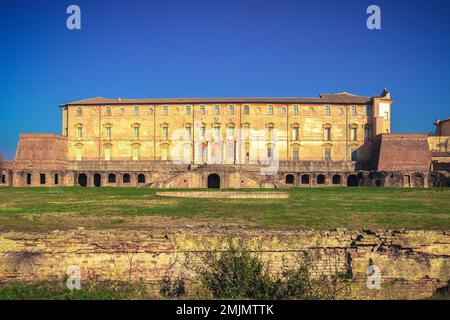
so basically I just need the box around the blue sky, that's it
[1,0,449,160]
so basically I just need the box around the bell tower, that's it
[372,87,393,135]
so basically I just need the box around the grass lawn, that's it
[0,186,449,231]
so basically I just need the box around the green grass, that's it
[0,186,449,231]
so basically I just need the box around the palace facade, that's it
[1,89,449,188]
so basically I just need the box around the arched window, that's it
[108,173,116,183]
[332,175,341,185]
[137,174,146,183]
[301,174,310,185]
[317,174,325,185]
[123,174,131,184]
[285,174,294,185]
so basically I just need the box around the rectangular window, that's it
[292,127,299,140]
[214,105,220,116]
[214,127,220,139]
[351,148,358,161]
[325,106,331,116]
[27,173,32,185]
[185,106,191,115]
[384,111,389,120]
[293,106,299,116]
[162,127,168,140]
[324,127,331,141]
[228,105,235,115]
[134,127,140,139]
[75,148,82,161]
[268,105,274,115]
[40,173,46,185]
[106,127,112,140]
[132,148,139,161]
[185,127,191,140]
[200,106,205,115]
[105,148,111,161]
[77,127,83,139]
[200,126,205,138]
[350,128,357,141]
[54,174,59,185]
[133,107,139,116]
[351,106,357,116]
[163,106,168,116]
[293,148,299,161]
[227,127,234,140]
[325,148,331,160]
[244,105,249,115]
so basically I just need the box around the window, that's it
[77,127,83,139]
[364,125,371,141]
[293,106,299,116]
[200,105,205,115]
[163,105,168,116]
[185,126,191,140]
[108,173,116,183]
[350,127,357,141]
[54,174,59,185]
[27,173,32,185]
[384,111,389,120]
[351,148,358,161]
[162,126,169,140]
[76,107,82,117]
[324,127,331,141]
[40,173,46,185]
[227,126,235,140]
[351,106,357,116]
[214,126,221,139]
[106,107,112,116]
[325,106,331,116]
[132,148,139,161]
[267,146,273,159]
[123,174,131,183]
[293,148,299,161]
[244,105,249,115]
[105,127,112,140]
[228,105,235,115]
[292,127,299,140]
[133,106,139,116]
[138,174,146,183]
[214,105,220,116]
[268,105,274,115]
[185,106,191,115]
[133,126,140,139]
[105,148,111,161]
[325,148,331,160]
[200,126,206,138]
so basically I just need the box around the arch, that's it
[285,174,294,185]
[207,173,220,189]
[78,173,87,187]
[137,174,146,183]
[347,174,358,187]
[123,173,131,184]
[332,175,341,185]
[301,174,310,185]
[108,173,116,183]
[317,174,325,185]
[94,173,101,187]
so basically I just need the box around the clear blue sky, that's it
[1,0,449,160]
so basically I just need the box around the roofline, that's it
[59,96,374,107]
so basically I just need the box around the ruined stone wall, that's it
[0,229,448,299]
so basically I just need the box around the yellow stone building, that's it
[61,90,392,164]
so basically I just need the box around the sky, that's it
[0,0,449,160]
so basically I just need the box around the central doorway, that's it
[207,173,220,189]
[94,173,101,187]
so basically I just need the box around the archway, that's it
[108,173,116,183]
[347,174,358,187]
[332,175,341,185]
[137,174,146,183]
[285,174,294,185]
[207,173,220,189]
[317,174,325,185]
[123,174,131,184]
[94,173,101,187]
[301,174,310,185]
[78,173,87,187]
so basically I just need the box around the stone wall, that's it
[0,228,448,299]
